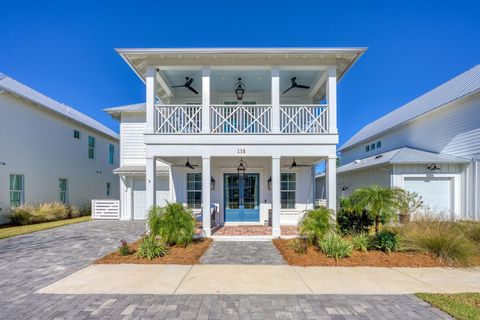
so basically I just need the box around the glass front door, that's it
[224,173,260,222]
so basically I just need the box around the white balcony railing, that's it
[154,104,202,134]
[210,104,272,133]
[280,104,329,134]
[152,104,330,134]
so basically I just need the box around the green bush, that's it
[148,203,196,246]
[374,229,399,253]
[319,231,353,261]
[299,207,332,244]
[136,235,168,260]
[289,238,307,254]
[351,232,371,252]
[118,239,132,256]
[460,222,480,244]
[8,206,34,225]
[337,198,375,235]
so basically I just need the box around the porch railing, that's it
[154,104,202,134]
[280,104,329,134]
[210,104,272,133]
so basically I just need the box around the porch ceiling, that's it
[155,156,324,168]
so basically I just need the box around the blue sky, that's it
[1,0,479,146]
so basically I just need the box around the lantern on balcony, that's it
[236,158,247,178]
[234,77,245,100]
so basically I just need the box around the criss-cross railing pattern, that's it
[154,105,202,134]
[210,104,272,133]
[280,104,329,134]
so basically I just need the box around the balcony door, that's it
[224,173,260,222]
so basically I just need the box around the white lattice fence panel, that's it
[155,105,202,133]
[210,105,272,133]
[280,104,329,133]
[92,200,120,220]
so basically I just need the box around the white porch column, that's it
[202,155,211,236]
[271,155,281,237]
[326,68,337,134]
[271,69,280,133]
[326,155,337,216]
[202,68,211,133]
[146,67,157,134]
[146,156,157,214]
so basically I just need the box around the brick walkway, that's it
[211,225,299,236]
[200,241,286,265]
[0,220,451,319]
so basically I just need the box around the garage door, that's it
[133,177,170,220]
[403,177,452,215]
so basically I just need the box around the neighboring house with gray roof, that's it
[331,64,480,220]
[0,74,119,223]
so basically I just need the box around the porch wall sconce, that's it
[267,176,272,190]
[427,163,440,171]
[235,77,245,100]
[236,158,247,177]
[211,176,215,190]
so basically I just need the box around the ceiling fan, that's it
[172,158,198,170]
[282,77,310,94]
[288,158,311,169]
[171,77,199,94]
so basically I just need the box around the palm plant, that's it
[350,185,400,234]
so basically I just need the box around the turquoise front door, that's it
[224,173,260,222]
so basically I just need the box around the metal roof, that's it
[340,64,480,151]
[104,103,145,119]
[113,165,169,175]
[0,73,119,140]
[337,147,470,174]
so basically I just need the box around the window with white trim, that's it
[73,130,80,139]
[281,173,296,209]
[88,136,95,159]
[109,144,115,164]
[59,178,68,204]
[187,173,202,209]
[106,182,111,196]
[9,174,24,207]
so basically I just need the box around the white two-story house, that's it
[336,65,480,220]
[105,48,366,237]
[0,74,120,224]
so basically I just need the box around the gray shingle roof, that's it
[0,73,118,140]
[340,64,480,151]
[338,147,470,174]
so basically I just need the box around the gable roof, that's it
[339,64,480,151]
[104,102,146,119]
[0,73,119,140]
[337,147,470,174]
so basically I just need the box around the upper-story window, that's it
[376,141,382,149]
[88,136,95,159]
[366,140,382,153]
[73,130,80,139]
[109,144,115,164]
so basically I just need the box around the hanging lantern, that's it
[236,158,247,177]
[234,77,245,100]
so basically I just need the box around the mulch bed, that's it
[273,239,453,267]
[95,238,212,265]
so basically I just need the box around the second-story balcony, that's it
[154,103,330,134]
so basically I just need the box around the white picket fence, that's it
[91,199,120,220]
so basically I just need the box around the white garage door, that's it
[133,177,170,220]
[403,177,452,215]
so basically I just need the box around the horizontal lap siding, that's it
[121,114,146,165]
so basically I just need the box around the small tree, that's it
[396,190,424,223]
[351,185,399,234]
[299,207,332,244]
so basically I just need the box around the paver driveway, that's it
[0,220,451,319]
[200,241,286,265]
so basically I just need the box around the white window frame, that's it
[109,144,115,164]
[9,174,25,207]
[106,182,111,196]
[59,178,68,204]
[186,172,202,209]
[280,172,296,209]
[88,136,96,159]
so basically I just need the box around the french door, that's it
[224,173,260,222]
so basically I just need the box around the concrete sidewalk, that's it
[38,264,480,295]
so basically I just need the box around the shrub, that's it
[351,232,371,252]
[118,239,132,256]
[30,202,69,223]
[289,238,307,254]
[148,203,195,246]
[396,190,424,224]
[337,198,374,235]
[8,206,34,225]
[374,229,399,253]
[299,207,332,244]
[136,235,168,260]
[319,231,353,261]
[460,222,480,244]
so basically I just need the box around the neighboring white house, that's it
[332,64,480,220]
[105,47,366,237]
[0,74,120,224]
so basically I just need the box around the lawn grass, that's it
[416,293,480,320]
[0,216,91,239]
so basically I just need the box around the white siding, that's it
[0,92,119,224]
[120,113,146,166]
[341,93,480,164]
[337,166,392,198]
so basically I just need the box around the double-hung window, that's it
[186,173,202,209]
[109,144,115,164]
[88,136,95,159]
[281,173,296,209]
[9,174,24,207]
[106,182,111,196]
[59,178,68,204]
[73,130,80,139]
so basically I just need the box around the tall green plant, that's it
[351,185,400,234]
[148,203,195,246]
[337,197,375,234]
[299,207,332,244]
